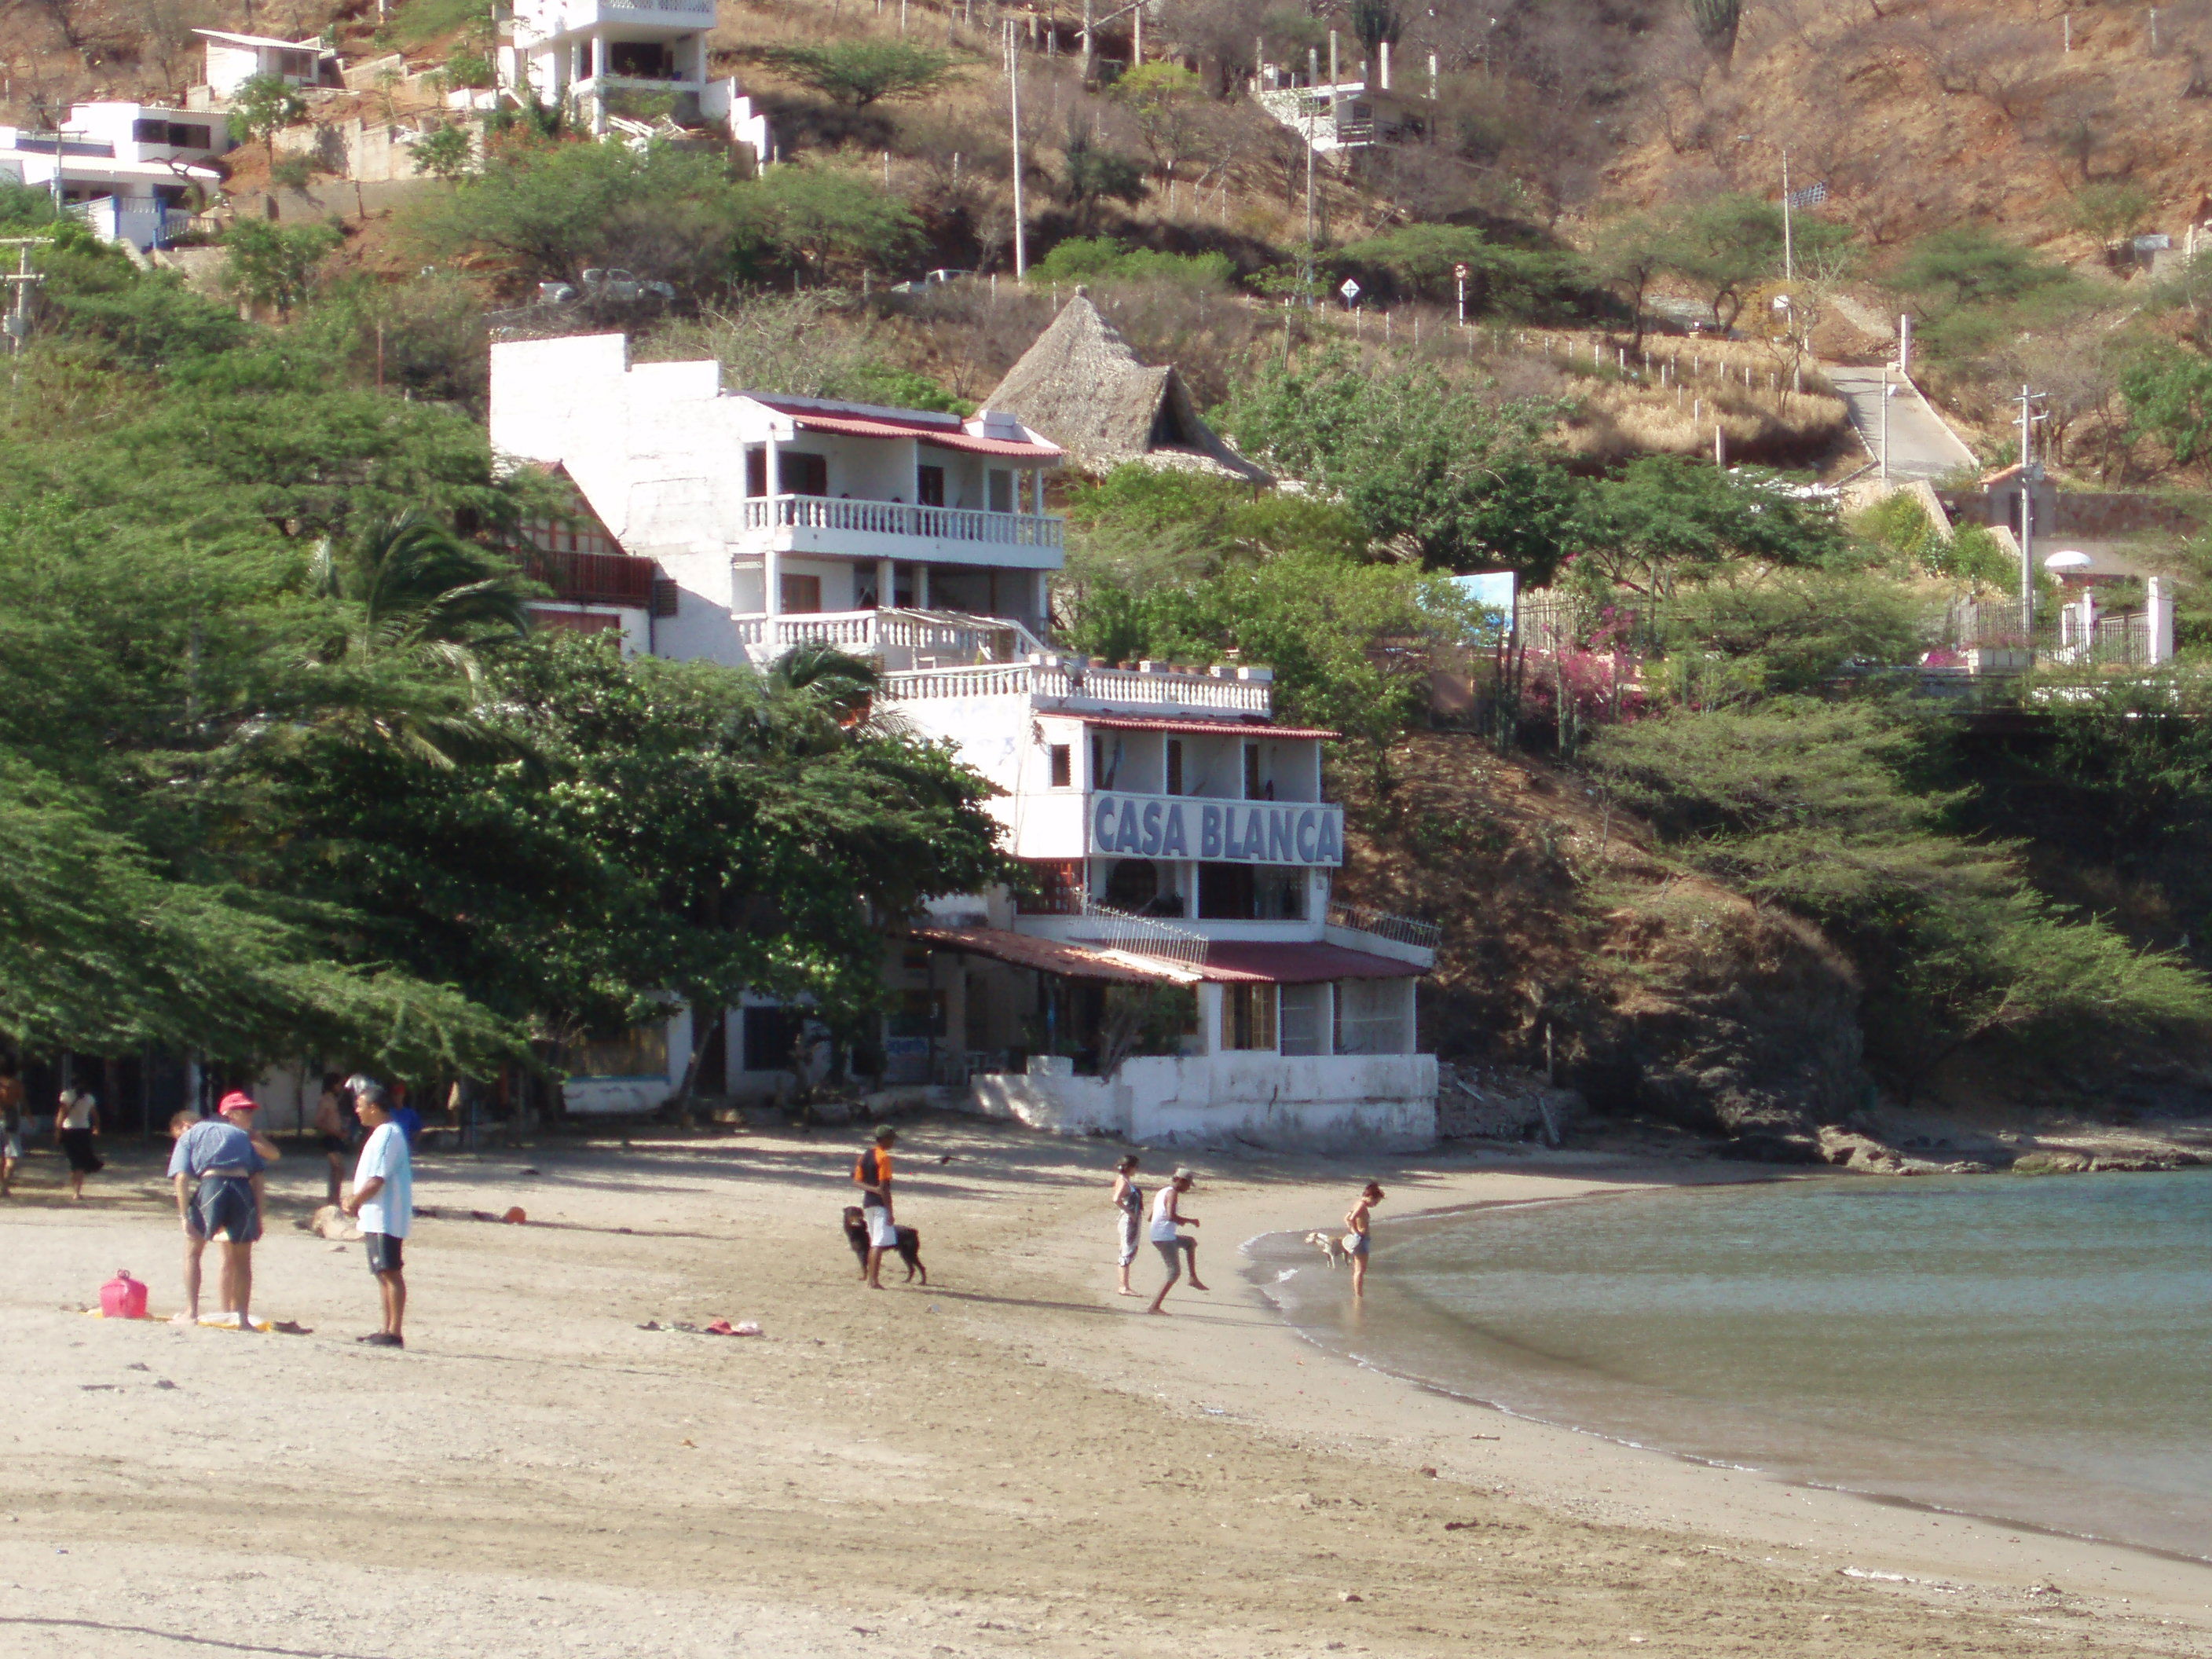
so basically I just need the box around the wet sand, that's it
[1,1118,2207,1657]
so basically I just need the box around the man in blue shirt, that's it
[167,1091,278,1328]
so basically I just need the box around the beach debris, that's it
[641,1319,762,1337]
[519,1166,540,1175]
[309,1205,360,1241]
[1419,1466,1438,1477]
[1444,1522,1478,1531]
[1338,1591,1363,1603]
[504,1207,527,1224]
[1202,1405,1227,1415]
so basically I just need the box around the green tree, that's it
[229,71,309,168]
[412,123,474,182]
[1058,126,1148,230]
[1586,699,2212,1093]
[761,40,961,108]
[2121,346,2212,466]
[1566,457,1846,599]
[1224,353,1580,579]
[1108,61,1207,179]
[756,161,923,277]
[221,219,342,319]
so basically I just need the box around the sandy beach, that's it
[2,1117,2208,1658]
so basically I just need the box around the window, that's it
[784,451,828,496]
[916,464,945,507]
[1225,984,1277,1052]
[1016,859,1085,915]
[1103,858,1159,911]
[779,573,822,613]
[571,1024,668,1079]
[1243,742,1262,800]
[172,123,211,148]
[987,469,1013,514]
[745,446,767,497]
[1280,983,1329,1057]
[1049,744,1071,789]
[1199,864,1306,921]
[742,1006,801,1072]
[1165,739,1183,796]
[133,118,166,142]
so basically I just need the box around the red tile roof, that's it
[908,926,1172,983]
[1193,942,1423,983]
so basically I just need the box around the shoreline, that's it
[1237,1198,2212,1576]
[1018,1148,2212,1633]
[4,1123,2210,1657]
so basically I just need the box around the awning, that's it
[1195,943,1423,983]
[910,926,1178,983]
[913,928,1424,986]
[1079,715,1339,740]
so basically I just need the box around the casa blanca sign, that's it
[1089,792,1344,867]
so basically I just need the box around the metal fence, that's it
[1326,902,1441,950]
[1075,897,1209,971]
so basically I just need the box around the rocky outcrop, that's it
[1437,1063,1586,1143]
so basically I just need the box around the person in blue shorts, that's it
[167,1092,279,1327]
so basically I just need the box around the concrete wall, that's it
[558,1007,691,1116]
[969,1051,1437,1150]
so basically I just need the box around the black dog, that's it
[841,1205,927,1284]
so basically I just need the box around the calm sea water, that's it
[1252,1171,2212,1559]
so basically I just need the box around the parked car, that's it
[888,267,976,295]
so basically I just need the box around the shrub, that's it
[761,41,961,108]
[1029,236,1232,288]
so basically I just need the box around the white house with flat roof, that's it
[0,102,225,250]
[489,331,1064,665]
[487,330,1438,1147]
[501,0,769,154]
[193,28,335,99]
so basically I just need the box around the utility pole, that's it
[1,238,43,355]
[1880,361,1892,481]
[1006,21,1027,279]
[2017,385,2044,631]
[1303,46,1318,301]
[1781,148,1794,283]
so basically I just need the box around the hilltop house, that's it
[0,102,225,250]
[984,291,1270,484]
[487,332,1438,1146]
[500,0,771,156]
[191,28,339,101]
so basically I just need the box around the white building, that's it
[500,0,770,156]
[488,333,1439,1148]
[0,102,225,251]
[192,28,335,101]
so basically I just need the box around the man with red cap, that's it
[166,1091,280,1328]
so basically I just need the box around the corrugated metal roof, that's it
[1195,943,1423,983]
[909,926,1175,983]
[745,397,1063,460]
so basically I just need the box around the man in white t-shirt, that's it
[340,1080,412,1350]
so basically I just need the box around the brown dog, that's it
[841,1206,927,1284]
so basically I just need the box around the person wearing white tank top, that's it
[1145,1170,1207,1313]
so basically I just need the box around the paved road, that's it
[1826,364,1980,482]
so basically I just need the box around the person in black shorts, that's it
[312,1072,354,1205]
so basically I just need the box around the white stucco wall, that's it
[969,1052,1437,1150]
[558,1007,692,1117]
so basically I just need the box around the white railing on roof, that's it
[1326,902,1441,951]
[739,493,1064,550]
[878,660,1275,716]
[1075,897,1209,971]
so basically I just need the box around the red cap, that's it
[216,1090,258,1115]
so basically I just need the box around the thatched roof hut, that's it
[985,289,1271,485]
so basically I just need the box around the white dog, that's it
[1303,1229,1344,1269]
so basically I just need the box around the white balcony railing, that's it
[739,493,1064,551]
[881,660,1275,716]
[1325,903,1441,951]
[1072,897,1209,971]
[734,608,1046,668]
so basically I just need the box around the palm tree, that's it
[734,643,895,756]
[276,512,537,768]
